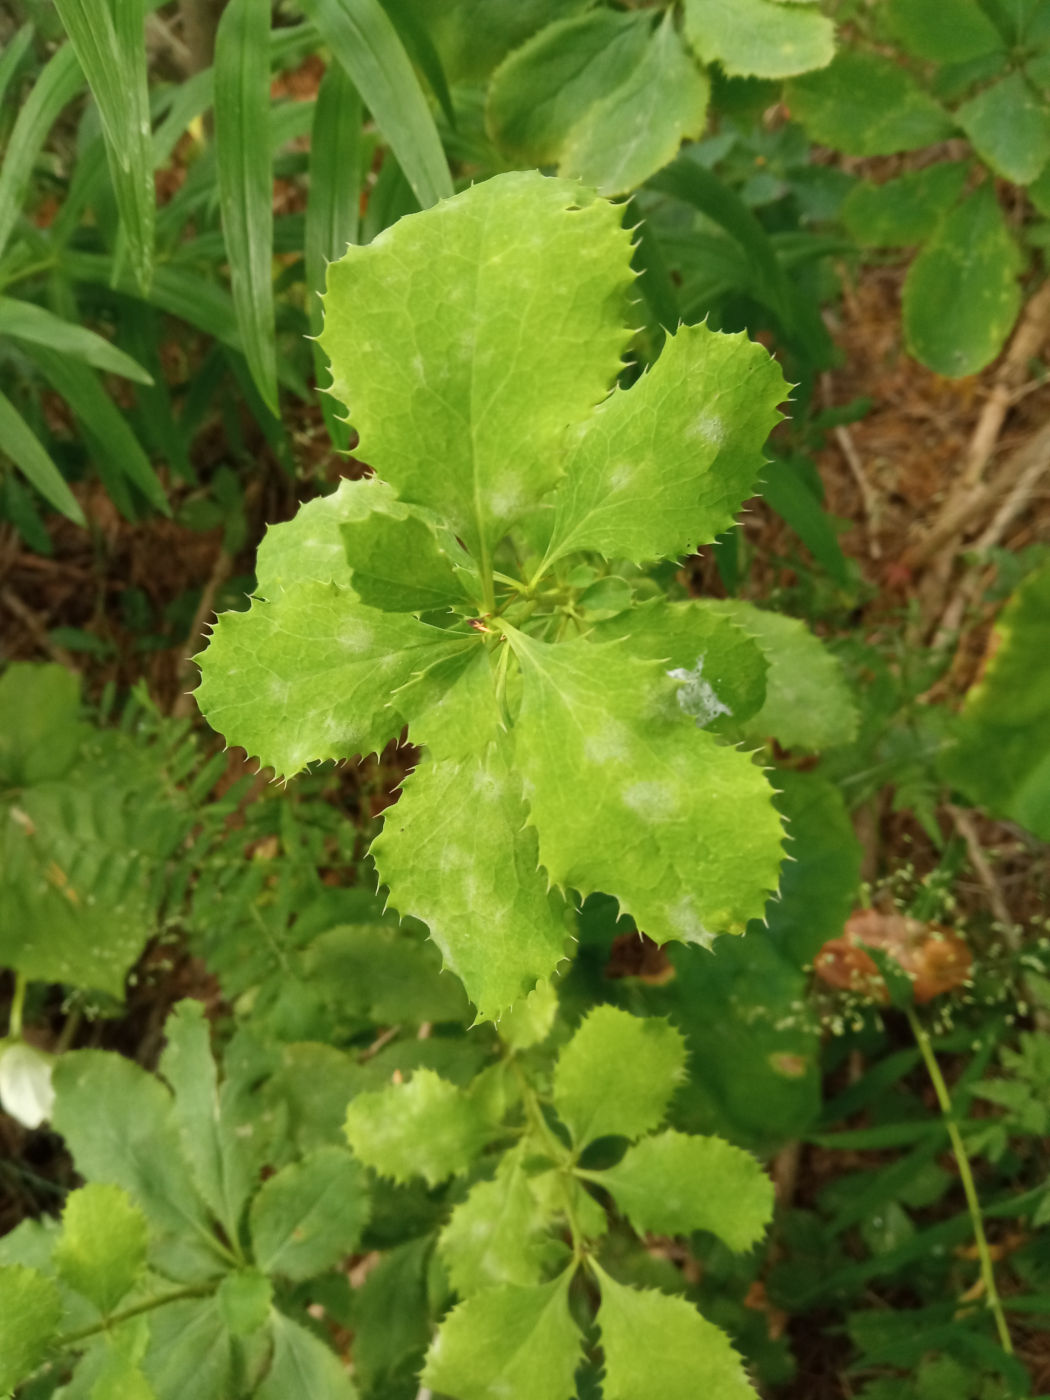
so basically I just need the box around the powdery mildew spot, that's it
[621,779,679,820]
[689,412,726,446]
[339,621,373,652]
[669,895,715,949]
[668,656,731,728]
[584,721,632,763]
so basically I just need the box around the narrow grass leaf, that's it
[214,0,278,414]
[0,44,82,260]
[0,297,152,383]
[0,24,34,114]
[299,0,453,208]
[53,0,154,291]
[0,387,85,524]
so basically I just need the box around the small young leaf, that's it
[499,979,559,1051]
[507,628,785,945]
[256,1312,359,1400]
[344,1068,489,1186]
[249,1146,368,1280]
[318,171,634,561]
[439,1150,553,1296]
[787,51,955,155]
[683,0,835,79]
[55,1183,149,1314]
[903,183,1022,377]
[544,322,786,567]
[956,72,1050,185]
[217,1269,272,1337]
[588,1130,773,1252]
[0,1264,62,1394]
[553,1006,686,1147]
[422,1272,582,1400]
[704,600,857,751]
[594,1266,758,1399]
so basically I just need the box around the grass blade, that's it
[0,386,85,525]
[214,0,278,415]
[0,44,83,261]
[52,0,155,291]
[300,0,453,208]
[378,0,455,126]
[0,24,34,115]
[0,297,153,384]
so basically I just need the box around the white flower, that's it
[0,1041,56,1129]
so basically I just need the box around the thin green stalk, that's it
[8,972,27,1040]
[508,1058,587,1261]
[54,1282,217,1348]
[906,1005,1013,1355]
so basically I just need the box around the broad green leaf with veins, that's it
[586,1129,773,1251]
[544,323,785,568]
[54,1184,148,1314]
[318,172,635,561]
[594,1266,758,1400]
[249,1147,368,1280]
[341,509,469,613]
[506,628,784,945]
[256,1313,359,1400]
[553,1006,686,1146]
[344,1068,490,1186]
[253,477,391,598]
[195,582,471,777]
[422,1271,581,1400]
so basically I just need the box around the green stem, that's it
[8,973,27,1040]
[508,1058,587,1260]
[54,1282,217,1348]
[906,1006,1013,1355]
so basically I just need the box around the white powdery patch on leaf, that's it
[668,655,732,728]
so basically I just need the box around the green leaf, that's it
[0,1264,62,1394]
[553,1006,686,1147]
[588,1130,773,1252]
[256,1312,359,1400]
[373,720,571,1020]
[341,509,469,612]
[0,44,82,261]
[499,978,559,1051]
[0,25,33,114]
[216,1269,272,1337]
[249,1146,368,1280]
[0,299,152,384]
[51,1052,218,1271]
[158,1000,256,1240]
[941,561,1050,839]
[902,182,1022,377]
[883,0,1005,62]
[55,1184,149,1314]
[506,628,784,945]
[0,662,83,786]
[318,171,634,561]
[543,322,786,568]
[351,1237,431,1395]
[489,11,708,196]
[683,0,835,79]
[214,0,277,414]
[344,1068,489,1186]
[195,582,471,777]
[596,598,768,733]
[254,477,388,598]
[422,1272,582,1400]
[142,1298,232,1400]
[90,1353,157,1400]
[704,600,857,750]
[439,1150,553,1296]
[300,0,452,209]
[787,51,955,155]
[956,72,1050,185]
[594,1266,758,1400]
[760,454,851,587]
[841,163,969,248]
[0,384,85,526]
[53,0,154,291]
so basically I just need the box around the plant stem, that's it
[54,1282,217,1348]
[8,973,27,1040]
[906,1006,1013,1355]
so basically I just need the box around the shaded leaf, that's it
[249,1147,368,1280]
[0,1264,62,1394]
[787,51,954,155]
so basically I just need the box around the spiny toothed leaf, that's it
[195,582,472,777]
[544,323,786,568]
[248,1146,368,1280]
[340,509,471,613]
[318,170,635,560]
[552,1006,686,1147]
[596,598,768,732]
[373,650,570,1020]
[254,476,393,598]
[54,1183,148,1314]
[439,1148,555,1296]
[506,627,784,945]
[682,0,835,78]
[594,1265,758,1400]
[422,1271,582,1400]
[586,1129,773,1252]
[344,1068,490,1186]
[704,600,857,751]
